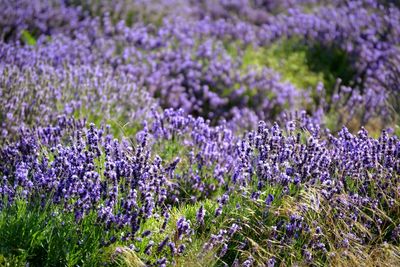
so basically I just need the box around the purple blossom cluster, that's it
[1,110,400,264]
[0,25,300,129]
[0,63,156,139]
[2,0,399,130]
[233,121,400,190]
[226,120,400,263]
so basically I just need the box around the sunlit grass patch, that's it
[227,38,356,95]
[0,199,117,266]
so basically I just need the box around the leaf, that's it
[21,30,36,46]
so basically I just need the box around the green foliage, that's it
[211,168,400,266]
[152,133,226,203]
[305,43,356,95]
[73,106,143,139]
[394,125,400,137]
[132,200,219,266]
[21,30,36,46]
[229,39,355,94]
[236,40,324,89]
[0,199,118,267]
[153,138,187,163]
[213,185,307,266]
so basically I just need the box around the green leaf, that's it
[21,30,36,46]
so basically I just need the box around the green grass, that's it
[234,39,355,93]
[211,180,400,266]
[242,42,324,90]
[213,184,306,266]
[21,30,37,46]
[73,106,143,139]
[0,199,118,266]
[122,199,220,266]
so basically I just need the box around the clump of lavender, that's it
[176,217,193,241]
[196,204,205,226]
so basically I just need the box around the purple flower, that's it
[196,205,205,226]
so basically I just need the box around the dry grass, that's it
[328,244,400,267]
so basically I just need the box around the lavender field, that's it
[1,0,400,266]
